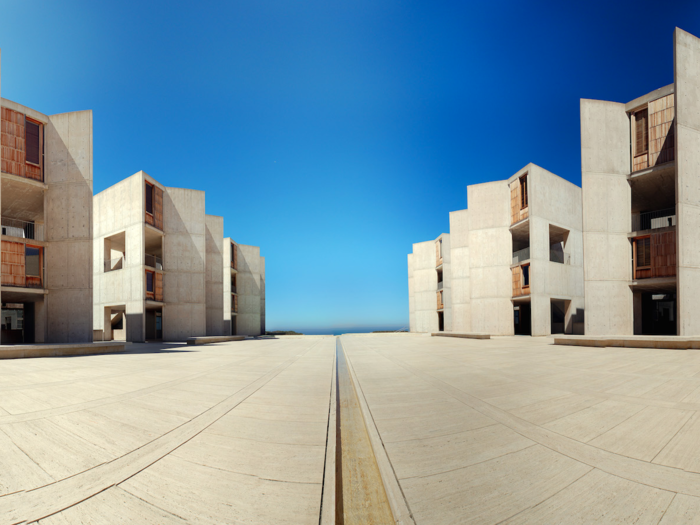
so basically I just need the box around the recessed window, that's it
[145,182,154,214]
[25,246,40,277]
[635,109,649,155]
[520,175,528,209]
[636,237,651,268]
[25,120,41,165]
[146,271,154,293]
[522,264,530,287]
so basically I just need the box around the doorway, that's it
[437,311,444,332]
[514,303,531,335]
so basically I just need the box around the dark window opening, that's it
[520,175,528,209]
[25,246,40,277]
[636,109,649,155]
[145,183,154,214]
[522,264,530,287]
[25,120,41,165]
[146,271,154,293]
[636,237,651,268]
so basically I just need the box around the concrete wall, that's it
[439,233,452,332]
[260,256,266,334]
[93,172,147,342]
[237,243,262,336]
[412,240,438,332]
[528,164,585,335]
[407,253,415,332]
[675,28,700,336]
[205,215,224,336]
[468,181,513,335]
[581,99,633,335]
[45,110,93,343]
[223,238,233,335]
[449,209,471,333]
[162,187,206,341]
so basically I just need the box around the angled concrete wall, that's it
[205,214,224,336]
[412,240,438,332]
[675,28,700,336]
[93,172,146,342]
[468,181,513,335]
[260,256,266,334]
[162,187,206,340]
[449,209,470,333]
[581,99,633,335]
[223,238,234,335]
[237,243,262,336]
[407,253,415,332]
[45,110,93,343]
[439,233,452,332]
[528,164,585,335]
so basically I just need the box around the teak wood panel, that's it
[1,108,43,181]
[632,95,675,172]
[633,231,676,280]
[155,271,163,302]
[510,180,529,225]
[232,243,238,269]
[1,241,25,287]
[437,291,444,310]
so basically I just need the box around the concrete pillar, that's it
[531,294,551,336]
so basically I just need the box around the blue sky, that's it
[2,1,699,333]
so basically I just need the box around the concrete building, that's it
[0,49,94,344]
[581,28,700,337]
[409,164,584,336]
[93,172,264,341]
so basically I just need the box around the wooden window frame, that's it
[520,174,528,210]
[634,108,649,156]
[24,118,43,167]
[145,181,155,216]
[521,263,530,291]
[633,236,652,279]
[146,269,155,299]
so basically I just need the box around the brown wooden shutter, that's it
[636,238,651,267]
[520,175,528,209]
[233,243,238,269]
[155,272,163,302]
[25,120,40,165]
[636,109,649,154]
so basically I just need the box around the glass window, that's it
[25,246,41,277]
[146,271,154,292]
[522,265,530,286]
[145,183,154,214]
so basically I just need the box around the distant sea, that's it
[272,326,408,336]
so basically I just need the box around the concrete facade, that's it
[0,49,94,344]
[94,174,265,341]
[582,28,699,337]
[409,164,584,336]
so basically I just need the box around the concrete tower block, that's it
[675,28,700,335]
[45,110,94,343]
[413,240,438,332]
[581,99,633,335]
[237,244,262,336]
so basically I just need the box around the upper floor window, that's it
[520,175,528,209]
[635,109,649,155]
[25,120,41,165]
[635,237,651,268]
[522,264,530,287]
[145,182,154,214]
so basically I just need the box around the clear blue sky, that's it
[2,1,699,333]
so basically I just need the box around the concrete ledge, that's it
[431,332,490,340]
[554,335,700,350]
[0,341,126,359]
[186,335,246,345]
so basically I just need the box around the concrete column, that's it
[449,210,471,333]
[674,28,700,335]
[531,294,551,336]
[581,99,633,335]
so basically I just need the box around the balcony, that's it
[231,285,237,294]
[549,250,571,264]
[512,246,530,265]
[437,281,443,291]
[1,218,43,241]
[632,208,676,232]
[145,254,163,270]
[104,256,125,272]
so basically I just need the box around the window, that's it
[520,175,528,209]
[25,246,41,277]
[636,237,651,268]
[145,182,154,214]
[522,264,530,287]
[25,120,41,165]
[146,271,154,293]
[635,109,649,155]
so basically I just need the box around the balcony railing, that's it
[1,218,43,241]
[512,246,530,265]
[104,256,125,272]
[437,281,443,291]
[231,285,237,294]
[145,254,163,270]
[632,208,676,232]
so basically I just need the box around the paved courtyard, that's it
[4,335,700,523]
